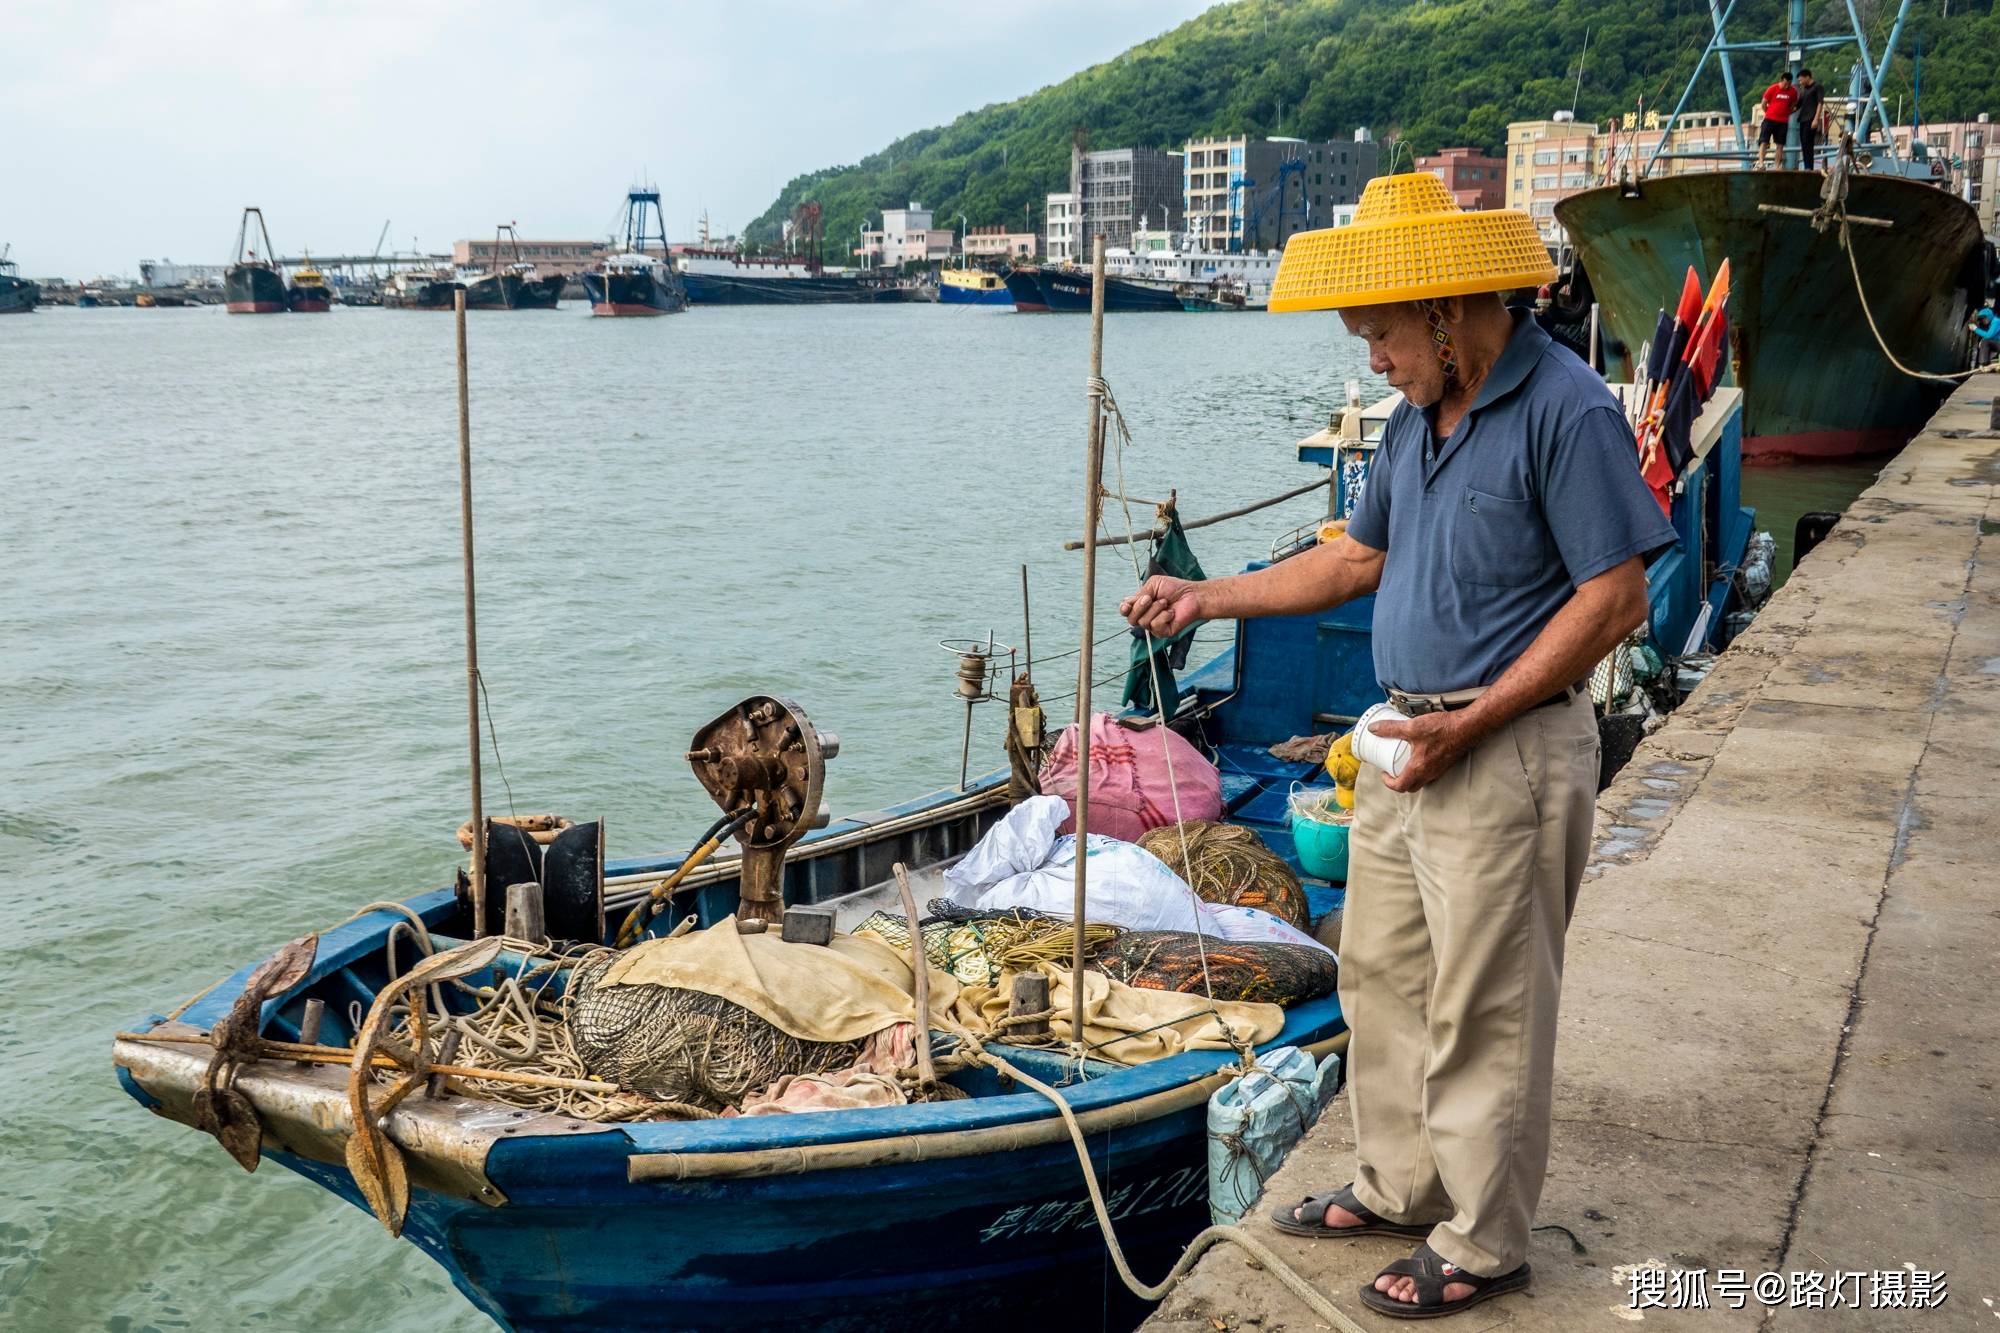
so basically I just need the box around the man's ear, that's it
[1441,295,1467,326]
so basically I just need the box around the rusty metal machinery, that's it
[685,695,836,927]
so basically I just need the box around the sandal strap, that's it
[1375,1245,1499,1307]
[1295,1184,1380,1227]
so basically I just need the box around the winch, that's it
[685,695,837,926]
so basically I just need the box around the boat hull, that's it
[682,272,915,305]
[1555,170,1985,461]
[463,272,565,310]
[1039,269,1185,314]
[223,264,287,314]
[939,276,1013,306]
[1002,267,1049,311]
[286,287,332,313]
[581,268,686,315]
[384,280,462,311]
[1,277,40,313]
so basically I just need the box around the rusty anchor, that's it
[192,932,320,1172]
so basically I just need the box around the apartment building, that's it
[1070,147,1182,252]
[1044,192,1078,263]
[1505,110,1736,241]
[1182,132,1381,250]
[1415,147,1507,209]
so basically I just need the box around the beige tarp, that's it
[597,919,960,1044]
[599,918,1283,1066]
[950,961,1283,1065]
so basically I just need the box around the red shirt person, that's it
[1756,72,1799,167]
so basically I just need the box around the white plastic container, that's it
[1351,702,1412,779]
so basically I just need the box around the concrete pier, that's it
[1146,379,2000,1330]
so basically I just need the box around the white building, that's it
[855,203,955,268]
[1044,192,1078,264]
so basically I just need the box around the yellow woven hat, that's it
[1270,172,1555,313]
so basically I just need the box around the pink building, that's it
[1415,147,1506,209]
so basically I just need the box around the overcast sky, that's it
[5,0,1214,278]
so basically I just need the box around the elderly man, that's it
[1122,174,1674,1318]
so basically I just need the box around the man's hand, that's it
[1120,576,1202,638]
[1366,711,1475,793]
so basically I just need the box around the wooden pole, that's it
[1071,234,1108,1046]
[891,863,937,1088]
[456,288,487,939]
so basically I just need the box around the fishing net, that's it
[1089,931,1338,1008]
[1135,820,1311,930]
[564,952,864,1111]
[854,909,1124,986]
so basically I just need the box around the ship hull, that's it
[287,287,332,313]
[939,275,1013,306]
[681,272,913,305]
[1038,269,1185,314]
[1555,170,1985,461]
[1003,268,1049,311]
[0,279,37,314]
[581,268,685,315]
[383,281,461,311]
[463,272,565,310]
[223,264,287,314]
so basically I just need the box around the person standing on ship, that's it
[1121,174,1674,1320]
[1755,71,1800,169]
[1795,69,1826,169]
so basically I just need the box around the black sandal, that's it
[1268,1184,1433,1240]
[1358,1243,1531,1319]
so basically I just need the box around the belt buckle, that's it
[1392,693,1442,716]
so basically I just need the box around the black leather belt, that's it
[1387,684,1582,717]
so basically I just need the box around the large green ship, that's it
[1554,0,1992,461]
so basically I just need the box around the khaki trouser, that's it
[1340,691,1599,1276]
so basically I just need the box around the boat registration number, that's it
[977,1164,1208,1242]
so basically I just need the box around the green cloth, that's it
[1123,512,1206,718]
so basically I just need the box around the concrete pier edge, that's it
[1143,378,2000,1330]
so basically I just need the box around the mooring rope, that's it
[1838,209,1998,384]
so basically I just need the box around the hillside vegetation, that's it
[746,0,2000,248]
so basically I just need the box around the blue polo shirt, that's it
[1344,311,1675,694]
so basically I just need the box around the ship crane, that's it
[1234,157,1307,253]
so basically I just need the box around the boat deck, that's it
[1145,376,2000,1330]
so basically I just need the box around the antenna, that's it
[1570,26,1591,115]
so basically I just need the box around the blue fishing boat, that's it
[939,267,1014,306]
[112,355,1758,1330]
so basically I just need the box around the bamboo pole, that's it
[456,289,487,938]
[114,1031,623,1095]
[891,863,937,1088]
[1071,234,1108,1045]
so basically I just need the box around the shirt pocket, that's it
[1449,486,1552,588]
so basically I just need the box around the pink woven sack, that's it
[1038,713,1222,841]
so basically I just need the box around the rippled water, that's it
[0,301,1876,1330]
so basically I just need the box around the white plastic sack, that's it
[945,797,1331,955]
[1207,1045,1343,1225]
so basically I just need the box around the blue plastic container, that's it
[1290,812,1350,881]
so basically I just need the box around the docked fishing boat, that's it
[1040,267,1185,313]
[383,268,462,311]
[462,225,565,311]
[680,202,923,305]
[680,251,922,305]
[286,257,333,313]
[224,207,287,314]
[1554,0,1992,460]
[939,267,1012,306]
[111,242,1771,1328]
[1002,265,1049,311]
[0,246,40,313]
[581,188,685,316]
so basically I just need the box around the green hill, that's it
[745,0,2000,250]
